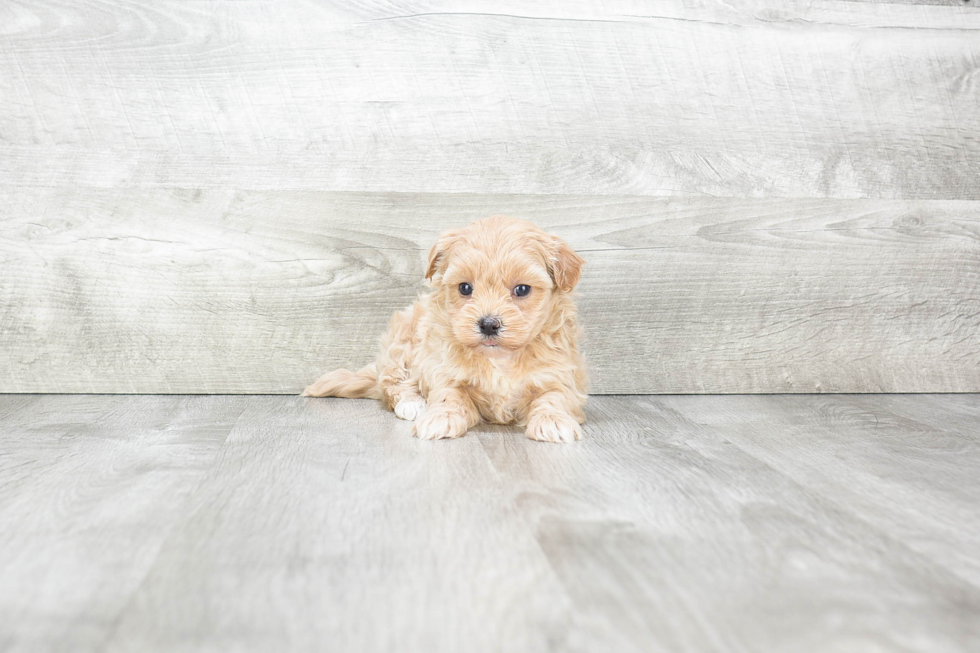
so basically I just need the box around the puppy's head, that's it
[425,216,584,356]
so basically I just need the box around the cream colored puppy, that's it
[303,216,587,443]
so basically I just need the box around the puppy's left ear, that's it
[549,236,585,292]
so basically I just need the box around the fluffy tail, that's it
[302,364,381,399]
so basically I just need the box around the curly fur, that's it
[303,216,587,443]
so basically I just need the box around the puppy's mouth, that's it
[476,337,515,358]
[476,335,513,351]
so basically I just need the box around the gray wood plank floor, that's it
[1,394,978,653]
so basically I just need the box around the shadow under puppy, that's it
[304,216,587,443]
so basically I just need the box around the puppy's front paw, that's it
[526,412,582,443]
[413,408,469,440]
[394,399,426,421]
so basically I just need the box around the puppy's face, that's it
[425,217,584,357]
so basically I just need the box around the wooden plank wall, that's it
[1,0,978,394]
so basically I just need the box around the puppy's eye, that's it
[458,282,473,296]
[514,284,531,298]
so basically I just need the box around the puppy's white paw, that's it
[526,412,582,443]
[413,408,469,440]
[394,399,426,421]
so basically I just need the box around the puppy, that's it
[303,216,587,443]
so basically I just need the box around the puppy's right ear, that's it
[425,229,462,281]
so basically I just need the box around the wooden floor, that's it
[1,394,978,653]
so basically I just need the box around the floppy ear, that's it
[425,229,462,281]
[549,236,585,292]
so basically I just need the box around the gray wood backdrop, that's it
[1,0,978,394]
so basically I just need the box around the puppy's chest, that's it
[467,360,529,424]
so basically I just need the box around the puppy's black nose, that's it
[478,316,501,337]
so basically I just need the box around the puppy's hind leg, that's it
[392,394,426,421]
[302,364,381,399]
[381,370,426,421]
[377,303,427,420]
[304,301,424,417]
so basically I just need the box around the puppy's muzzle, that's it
[478,316,502,337]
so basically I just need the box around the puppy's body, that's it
[304,216,587,442]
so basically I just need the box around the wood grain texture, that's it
[101,396,572,653]
[653,394,980,586]
[1,394,979,652]
[1,0,978,198]
[3,0,979,393]
[0,394,39,421]
[0,395,247,653]
[480,395,980,652]
[2,189,978,393]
